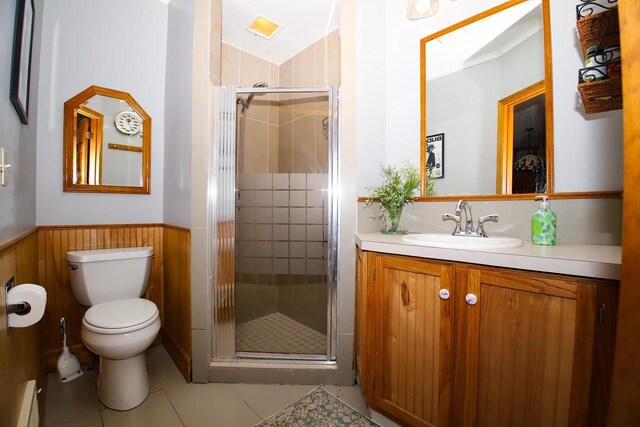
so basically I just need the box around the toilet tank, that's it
[66,247,154,306]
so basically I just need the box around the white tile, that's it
[290,225,306,240]
[307,190,323,207]
[307,242,324,258]
[307,173,323,189]
[44,368,100,426]
[307,259,324,275]
[238,224,256,240]
[290,190,306,207]
[238,207,255,223]
[166,383,260,427]
[255,224,272,240]
[290,208,306,224]
[240,190,256,207]
[231,384,316,419]
[307,225,323,241]
[273,208,289,223]
[290,259,306,274]
[101,390,183,427]
[256,258,273,274]
[238,242,256,257]
[290,173,306,189]
[256,190,273,207]
[256,241,272,257]
[274,225,289,240]
[273,191,289,207]
[56,412,102,427]
[290,242,306,258]
[273,242,289,257]
[147,346,187,390]
[238,173,256,189]
[255,173,273,189]
[255,207,272,223]
[307,207,324,224]
[273,173,289,189]
[273,259,289,274]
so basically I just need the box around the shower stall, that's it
[210,85,339,362]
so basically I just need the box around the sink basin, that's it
[402,233,523,250]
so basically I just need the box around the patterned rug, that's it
[256,387,379,427]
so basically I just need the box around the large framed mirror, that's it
[63,85,151,194]
[420,0,554,197]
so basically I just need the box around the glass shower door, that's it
[212,86,338,361]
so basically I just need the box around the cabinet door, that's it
[373,254,454,427]
[355,248,375,405]
[453,267,596,427]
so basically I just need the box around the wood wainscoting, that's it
[162,225,192,381]
[38,224,164,372]
[0,229,42,426]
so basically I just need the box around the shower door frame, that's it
[211,86,339,363]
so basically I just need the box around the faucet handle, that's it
[442,213,461,235]
[477,214,499,237]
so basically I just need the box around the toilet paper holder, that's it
[4,276,32,330]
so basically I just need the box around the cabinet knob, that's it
[439,289,450,300]
[465,293,478,306]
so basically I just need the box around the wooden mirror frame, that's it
[420,0,556,199]
[63,85,151,194]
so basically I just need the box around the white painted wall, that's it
[355,0,388,193]
[356,0,623,195]
[0,0,43,243]
[551,0,622,191]
[163,0,194,228]
[35,0,168,225]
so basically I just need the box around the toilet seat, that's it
[83,298,159,334]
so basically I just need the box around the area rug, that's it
[255,387,379,427]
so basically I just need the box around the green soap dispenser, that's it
[532,195,556,245]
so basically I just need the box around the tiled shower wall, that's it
[236,173,328,334]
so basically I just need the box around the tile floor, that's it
[236,313,326,355]
[44,345,370,427]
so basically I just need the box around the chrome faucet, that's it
[442,200,499,237]
[455,199,474,234]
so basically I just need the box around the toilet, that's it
[66,246,160,411]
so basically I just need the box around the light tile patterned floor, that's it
[43,345,370,427]
[236,312,326,355]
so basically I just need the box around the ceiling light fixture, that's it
[247,16,282,39]
[407,0,439,19]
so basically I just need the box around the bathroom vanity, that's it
[355,233,620,427]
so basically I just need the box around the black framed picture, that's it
[426,133,444,179]
[10,0,35,125]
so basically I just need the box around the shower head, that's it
[238,82,269,114]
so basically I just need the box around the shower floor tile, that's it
[236,312,326,355]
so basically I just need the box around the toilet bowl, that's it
[66,247,158,411]
[81,298,160,410]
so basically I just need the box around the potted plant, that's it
[365,161,434,234]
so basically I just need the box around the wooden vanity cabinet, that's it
[355,251,618,427]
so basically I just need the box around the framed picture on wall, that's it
[426,133,444,179]
[10,0,35,125]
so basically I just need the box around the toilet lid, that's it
[84,298,158,333]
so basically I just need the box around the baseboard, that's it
[162,327,191,382]
[44,344,93,373]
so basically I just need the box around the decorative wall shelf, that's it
[576,1,622,114]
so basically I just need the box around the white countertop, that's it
[355,232,621,280]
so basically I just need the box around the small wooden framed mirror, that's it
[63,85,151,194]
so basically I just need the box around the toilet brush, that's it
[56,317,83,383]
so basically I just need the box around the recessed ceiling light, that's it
[247,16,282,39]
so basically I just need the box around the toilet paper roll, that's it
[7,284,47,328]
